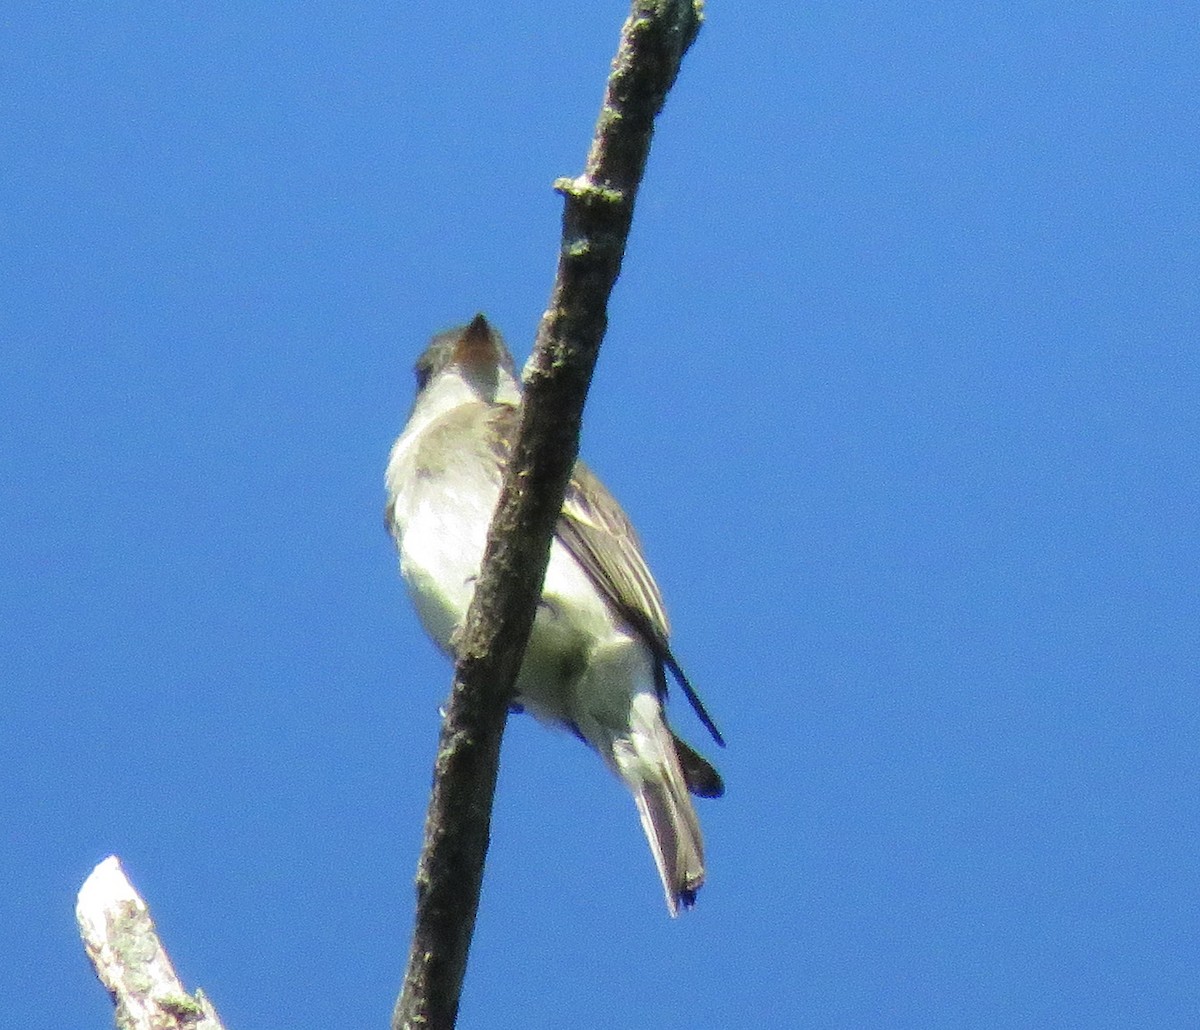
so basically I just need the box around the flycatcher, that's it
[385,314,723,915]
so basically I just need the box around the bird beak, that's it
[453,313,499,368]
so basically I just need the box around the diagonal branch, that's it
[392,3,706,1028]
[77,856,228,1030]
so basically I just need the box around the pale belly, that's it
[395,483,648,737]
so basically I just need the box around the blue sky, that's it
[3,3,1197,1027]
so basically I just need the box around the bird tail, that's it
[609,692,708,916]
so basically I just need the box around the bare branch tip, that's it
[76,855,138,927]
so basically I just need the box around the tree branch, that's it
[392,3,705,1028]
[77,856,227,1030]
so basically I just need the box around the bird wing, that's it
[487,404,725,748]
[558,459,672,641]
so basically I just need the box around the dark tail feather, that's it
[672,732,724,798]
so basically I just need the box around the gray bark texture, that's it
[77,856,227,1030]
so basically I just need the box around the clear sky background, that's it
[3,4,1197,1028]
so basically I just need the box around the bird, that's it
[385,314,723,915]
